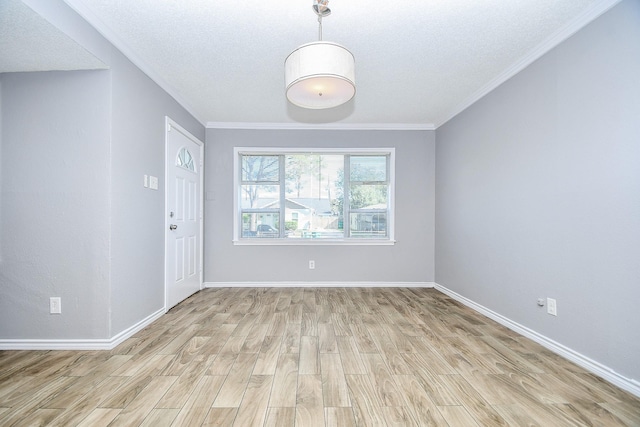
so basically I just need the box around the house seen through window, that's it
[234,148,394,243]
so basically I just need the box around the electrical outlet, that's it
[547,297,557,316]
[50,297,62,314]
[309,260,315,269]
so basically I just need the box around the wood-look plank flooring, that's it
[1,287,639,426]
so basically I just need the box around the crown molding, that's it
[206,122,436,131]
[62,0,207,126]
[434,0,623,128]
[64,0,621,131]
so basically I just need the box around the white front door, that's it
[165,117,203,310]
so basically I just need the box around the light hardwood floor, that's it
[1,288,639,426]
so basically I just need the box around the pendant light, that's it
[285,0,355,109]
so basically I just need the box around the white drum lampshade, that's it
[285,41,355,109]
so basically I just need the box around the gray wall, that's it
[204,129,435,284]
[0,0,204,340]
[435,0,640,382]
[0,70,112,339]
[109,47,203,335]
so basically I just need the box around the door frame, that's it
[164,116,204,312]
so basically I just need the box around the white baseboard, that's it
[204,281,435,288]
[434,283,640,398]
[108,308,165,349]
[0,308,165,351]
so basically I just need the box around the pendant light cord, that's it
[318,15,323,41]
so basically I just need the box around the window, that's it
[177,147,196,172]
[234,148,394,244]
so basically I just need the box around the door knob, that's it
[169,224,178,231]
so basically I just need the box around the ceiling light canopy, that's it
[285,0,355,110]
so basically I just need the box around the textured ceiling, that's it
[0,0,106,73]
[6,0,621,127]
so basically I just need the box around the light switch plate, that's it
[149,176,159,190]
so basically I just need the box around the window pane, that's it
[349,184,388,210]
[242,155,279,181]
[177,148,196,172]
[350,156,387,182]
[284,154,343,239]
[350,212,387,238]
[285,205,344,239]
[284,154,342,199]
[242,213,280,238]
[240,185,280,209]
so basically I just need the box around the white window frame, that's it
[233,147,395,245]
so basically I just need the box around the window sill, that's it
[232,238,396,246]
